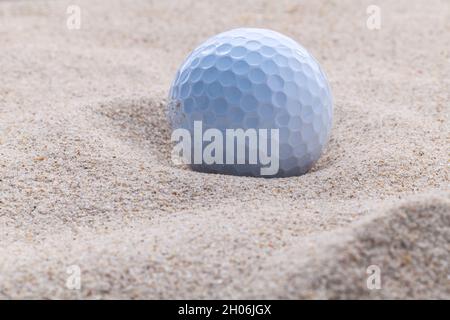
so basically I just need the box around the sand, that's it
[0,0,449,299]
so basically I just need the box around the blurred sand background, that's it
[0,0,449,299]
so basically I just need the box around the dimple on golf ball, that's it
[168,28,333,177]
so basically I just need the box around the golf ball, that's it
[168,28,333,177]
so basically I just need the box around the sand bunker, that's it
[0,0,448,299]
